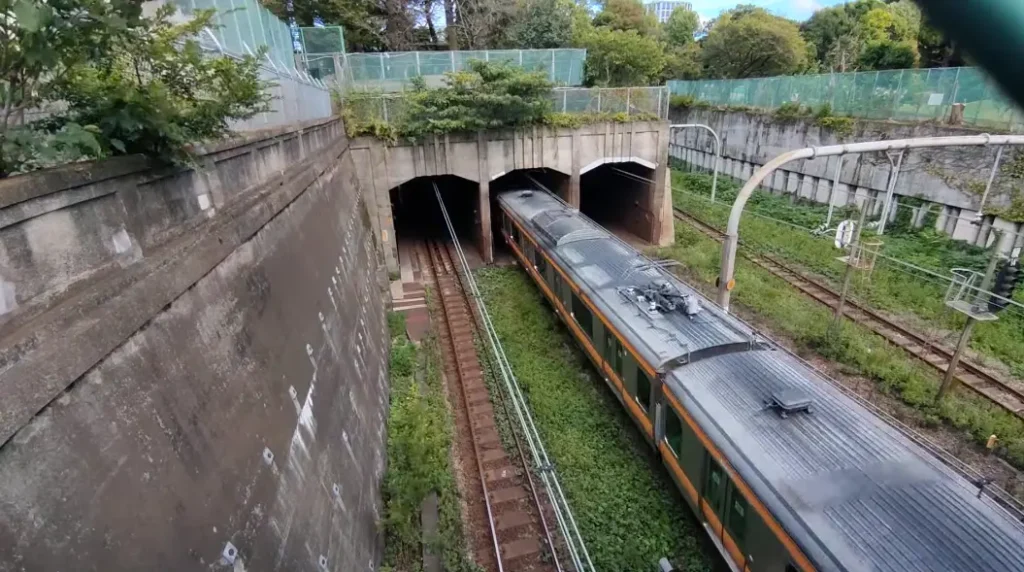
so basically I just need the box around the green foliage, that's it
[799,0,929,72]
[578,26,666,87]
[773,101,811,120]
[0,2,270,176]
[475,268,711,571]
[543,111,657,128]
[0,123,104,174]
[342,61,553,140]
[664,5,700,47]
[701,7,809,79]
[53,6,270,163]
[382,312,479,572]
[592,0,659,37]
[815,115,855,136]
[810,103,855,136]
[500,0,575,50]
[662,42,703,82]
[669,95,697,110]
[858,39,918,70]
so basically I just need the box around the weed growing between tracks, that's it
[652,218,1024,470]
[668,163,1024,381]
[383,312,481,572]
[474,267,712,572]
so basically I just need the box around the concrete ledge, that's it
[0,118,343,329]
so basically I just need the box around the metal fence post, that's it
[379,53,385,80]
[597,90,602,113]
[415,52,421,76]
[450,51,456,73]
[551,50,556,82]
[626,88,631,116]
[563,89,568,112]
[892,69,905,119]
[950,67,962,108]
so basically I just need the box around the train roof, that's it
[670,350,1024,572]
[497,189,1024,571]
[497,189,762,372]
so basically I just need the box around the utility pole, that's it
[935,235,1003,402]
[830,197,872,335]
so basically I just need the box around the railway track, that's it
[672,207,1024,419]
[423,238,557,572]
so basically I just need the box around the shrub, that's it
[815,115,855,137]
[0,3,270,175]
[670,94,697,109]
[54,6,270,163]
[773,101,810,121]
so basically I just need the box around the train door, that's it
[703,456,728,523]
[703,453,750,571]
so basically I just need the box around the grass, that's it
[668,160,1024,381]
[382,312,480,572]
[654,186,1024,469]
[475,267,711,572]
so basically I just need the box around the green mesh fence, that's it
[174,0,297,70]
[344,86,669,128]
[668,67,1024,132]
[337,49,586,90]
[299,26,344,55]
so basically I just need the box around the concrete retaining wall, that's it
[0,118,390,570]
[669,107,1024,252]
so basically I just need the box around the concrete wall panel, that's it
[0,119,389,571]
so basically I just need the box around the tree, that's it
[261,0,391,51]
[857,4,919,69]
[701,7,808,79]
[663,5,699,47]
[663,42,702,81]
[578,26,665,86]
[500,0,575,49]
[801,0,884,71]
[593,0,658,37]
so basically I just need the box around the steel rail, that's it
[425,239,505,571]
[433,184,595,571]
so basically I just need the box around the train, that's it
[496,188,1024,572]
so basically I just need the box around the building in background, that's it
[644,0,692,23]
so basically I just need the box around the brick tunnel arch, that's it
[388,174,485,271]
[580,160,659,244]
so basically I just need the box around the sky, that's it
[687,0,848,22]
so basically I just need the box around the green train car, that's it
[497,189,1024,572]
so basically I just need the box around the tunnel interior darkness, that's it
[389,175,479,245]
[580,162,655,242]
[488,169,570,255]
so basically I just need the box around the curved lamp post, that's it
[716,134,1024,312]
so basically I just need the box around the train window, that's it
[634,367,651,412]
[727,490,748,547]
[511,224,520,246]
[571,292,593,339]
[534,249,547,276]
[615,345,624,378]
[664,407,682,456]
[785,565,799,572]
[705,460,727,517]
